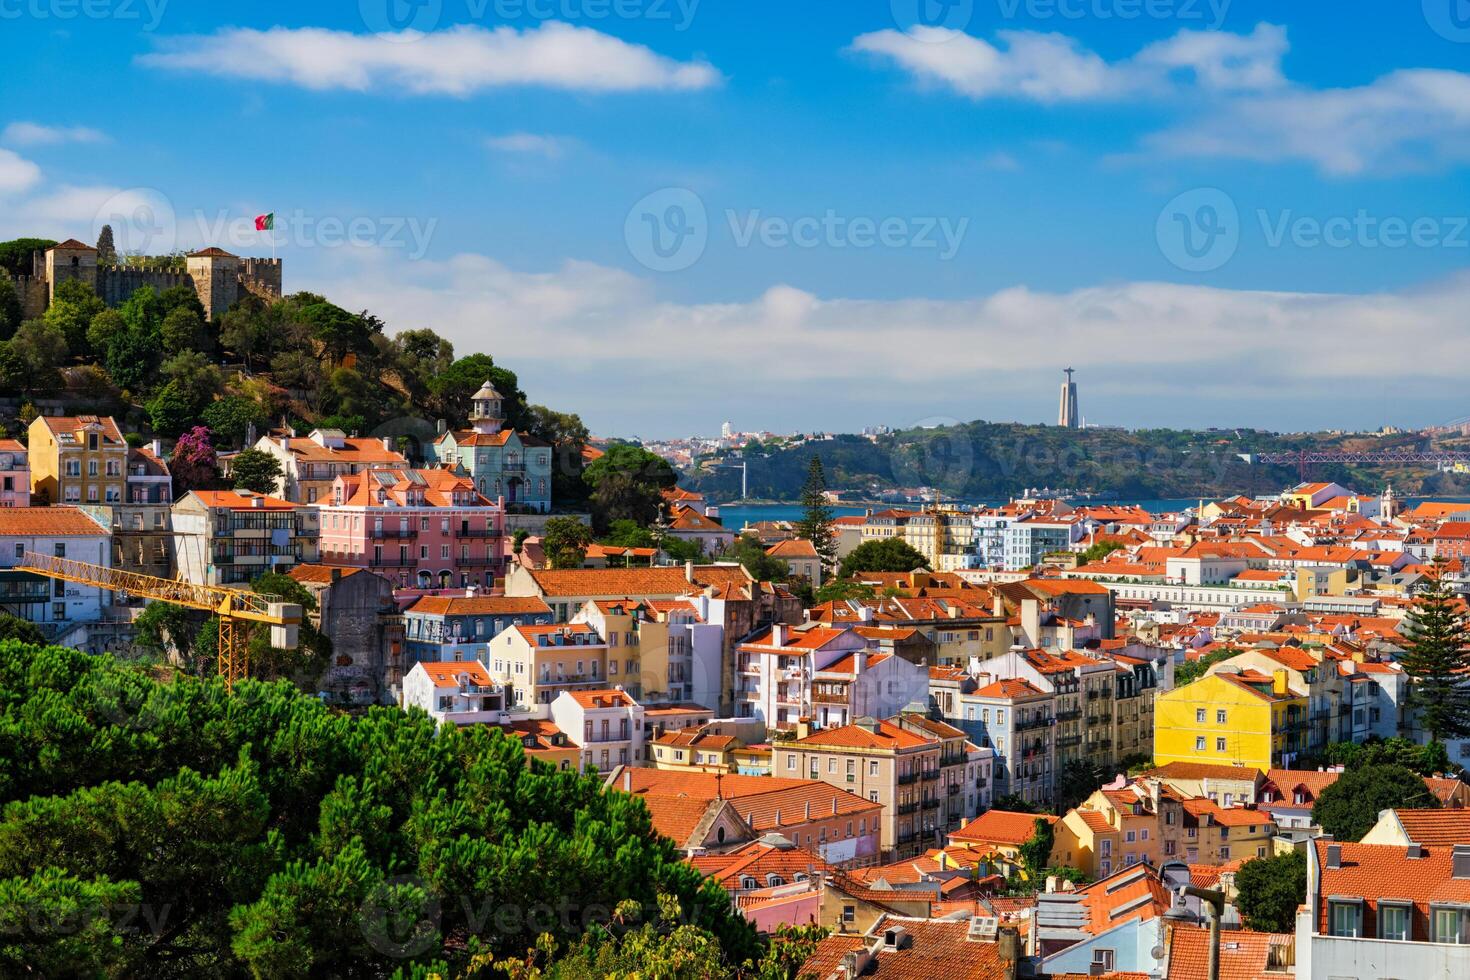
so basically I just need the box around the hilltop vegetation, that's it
[0,641,826,978]
[0,236,591,509]
[685,421,1468,501]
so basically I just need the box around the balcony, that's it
[369,527,418,540]
[454,526,502,538]
[946,783,961,795]
[812,692,848,706]
[369,556,418,568]
[897,801,919,815]
[922,798,940,811]
[897,771,919,785]
[1055,709,1082,722]
[455,555,499,567]
[939,752,966,767]
[501,462,527,474]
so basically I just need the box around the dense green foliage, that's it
[1399,562,1470,741]
[837,537,930,579]
[720,534,791,584]
[1312,763,1439,841]
[1315,736,1452,776]
[0,641,760,977]
[230,448,284,496]
[583,444,678,533]
[0,615,43,645]
[542,517,594,569]
[1234,850,1307,933]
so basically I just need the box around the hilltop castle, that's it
[8,239,282,322]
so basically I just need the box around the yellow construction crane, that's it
[18,552,302,691]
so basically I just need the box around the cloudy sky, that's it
[4,0,1469,437]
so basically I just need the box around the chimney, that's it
[831,797,838,815]
[685,560,695,583]
[1326,843,1341,870]
[623,769,632,793]
[992,593,1005,617]
[1273,669,1289,696]
[771,624,786,646]
[150,438,162,458]
[382,436,393,452]
[436,418,447,435]
[330,567,341,583]
[804,801,811,820]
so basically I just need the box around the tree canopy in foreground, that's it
[0,641,793,978]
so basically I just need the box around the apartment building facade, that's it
[171,490,320,586]
[28,415,127,506]
[484,622,617,707]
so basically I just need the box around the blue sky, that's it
[3,0,1469,437]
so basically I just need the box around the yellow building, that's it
[28,415,128,506]
[650,728,740,772]
[1153,668,1307,773]
[483,623,616,707]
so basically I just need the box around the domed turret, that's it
[469,380,504,434]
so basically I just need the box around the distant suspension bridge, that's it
[1240,449,1470,480]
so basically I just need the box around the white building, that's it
[0,507,111,633]
[549,688,646,772]
[1296,830,1470,979]
[401,660,506,725]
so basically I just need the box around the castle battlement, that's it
[23,242,284,322]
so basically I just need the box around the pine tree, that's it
[796,454,836,568]
[1399,559,1470,741]
[95,224,116,265]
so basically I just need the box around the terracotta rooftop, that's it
[0,506,107,537]
[950,810,1058,848]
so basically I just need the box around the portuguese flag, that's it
[254,212,274,231]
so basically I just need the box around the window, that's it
[1195,737,1206,751]
[869,760,879,776]
[1432,906,1470,944]
[842,905,856,924]
[786,755,796,771]
[1379,902,1410,942]
[1196,708,1206,723]
[1216,709,1227,724]
[1125,830,1135,843]
[1328,900,1361,938]
[1216,738,1227,752]
[1091,949,1115,972]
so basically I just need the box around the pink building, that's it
[316,466,506,589]
[0,440,28,507]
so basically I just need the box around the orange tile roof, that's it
[800,916,1011,980]
[766,538,819,558]
[1166,925,1292,980]
[1074,863,1170,934]
[525,566,702,597]
[280,436,407,464]
[1146,762,1261,783]
[415,661,494,688]
[406,595,552,617]
[288,564,366,584]
[1314,838,1470,937]
[950,810,1058,848]
[189,490,296,510]
[790,718,932,750]
[37,415,125,446]
[971,678,1047,700]
[0,506,107,536]
[567,688,636,709]
[1391,807,1470,845]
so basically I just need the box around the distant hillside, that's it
[685,422,1470,502]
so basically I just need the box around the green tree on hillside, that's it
[201,397,269,448]
[0,277,21,341]
[0,238,56,276]
[583,444,678,533]
[0,614,43,644]
[795,454,836,568]
[543,516,594,569]
[1234,851,1307,933]
[720,533,791,583]
[1312,763,1439,841]
[95,224,116,265]
[838,538,929,580]
[230,448,283,496]
[1399,560,1470,741]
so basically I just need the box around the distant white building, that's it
[0,507,111,634]
[401,660,506,725]
[549,688,646,772]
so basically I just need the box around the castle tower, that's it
[185,247,241,322]
[1058,368,1079,429]
[44,239,98,301]
[469,381,505,435]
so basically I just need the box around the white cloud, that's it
[0,149,41,195]
[1,122,108,147]
[1149,69,1470,176]
[849,23,1287,103]
[138,22,721,95]
[854,22,1470,177]
[305,250,1470,430]
[486,132,573,159]
[850,27,1124,103]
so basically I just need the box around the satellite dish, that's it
[1150,945,1165,960]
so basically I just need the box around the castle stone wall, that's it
[95,267,192,307]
